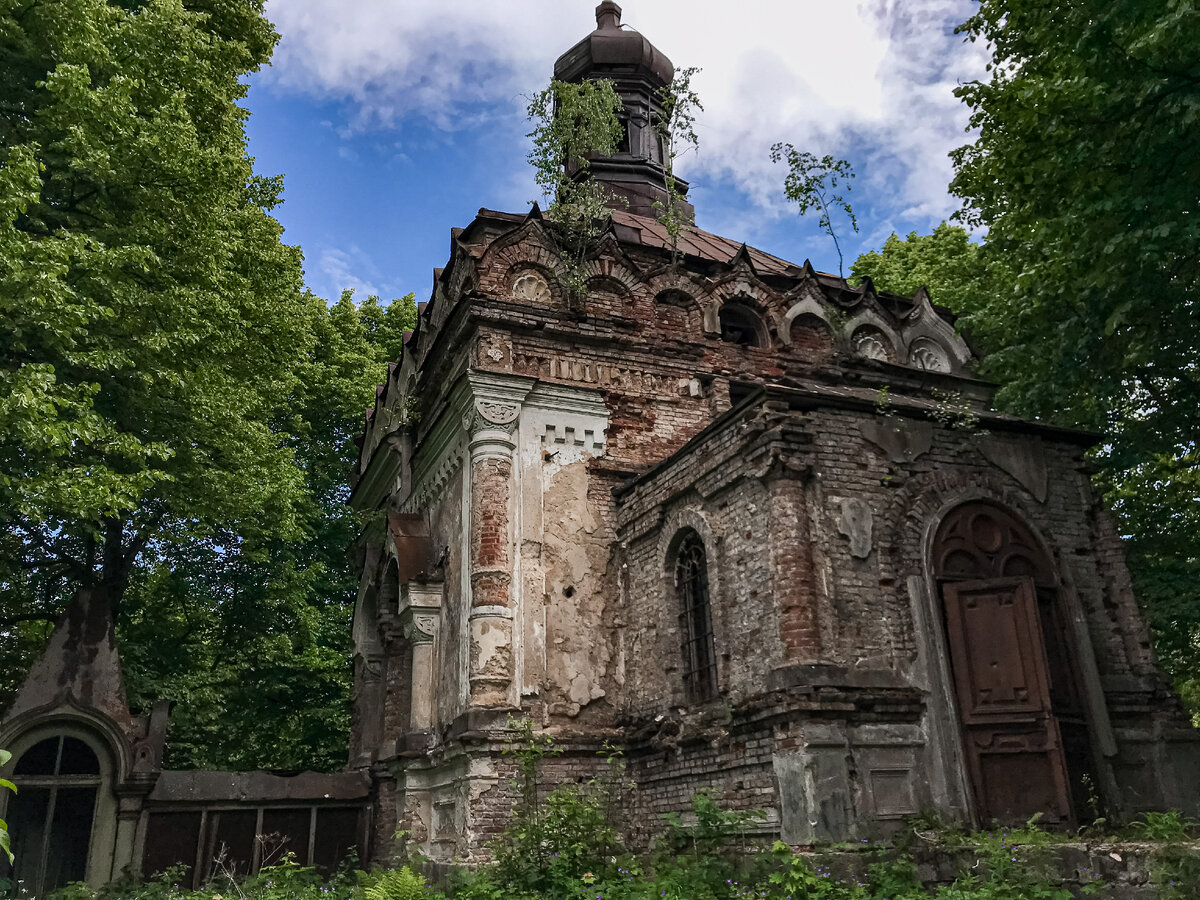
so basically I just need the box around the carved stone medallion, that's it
[512,272,550,304]
[908,340,951,373]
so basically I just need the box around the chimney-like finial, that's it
[596,1,622,30]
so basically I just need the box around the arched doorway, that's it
[1,733,112,892]
[933,503,1094,825]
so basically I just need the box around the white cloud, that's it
[264,0,989,229]
[315,245,383,301]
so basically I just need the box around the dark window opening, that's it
[719,305,762,346]
[2,735,103,892]
[729,381,758,407]
[675,531,718,703]
[202,810,257,880]
[142,811,203,881]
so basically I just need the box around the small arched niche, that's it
[787,313,833,362]
[718,301,765,347]
[653,289,696,333]
[851,326,896,363]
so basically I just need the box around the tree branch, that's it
[0,612,59,627]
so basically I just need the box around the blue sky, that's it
[245,0,989,304]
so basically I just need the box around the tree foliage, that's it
[0,748,11,864]
[653,66,703,266]
[119,291,416,770]
[0,0,308,623]
[949,0,1200,706]
[526,77,625,296]
[770,144,858,277]
[0,0,419,768]
[850,222,1009,313]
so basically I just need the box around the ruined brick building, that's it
[346,0,1200,862]
[3,2,1199,889]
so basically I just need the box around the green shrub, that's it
[1129,810,1196,842]
[651,791,767,899]
[360,866,432,900]
[489,719,629,898]
[0,748,13,866]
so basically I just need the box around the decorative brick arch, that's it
[779,294,833,347]
[651,286,704,336]
[697,270,778,341]
[657,504,718,576]
[879,468,1057,583]
[584,253,643,298]
[879,467,1112,826]
[478,223,569,291]
[844,309,902,361]
[899,291,972,372]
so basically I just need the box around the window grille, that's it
[675,531,718,702]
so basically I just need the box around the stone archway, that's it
[0,727,119,891]
[933,503,1095,825]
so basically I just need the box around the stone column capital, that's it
[399,582,443,645]
[461,371,536,453]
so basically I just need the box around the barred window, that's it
[675,530,718,702]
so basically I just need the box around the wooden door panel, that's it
[943,577,1074,825]
[977,748,1066,823]
[944,579,1052,721]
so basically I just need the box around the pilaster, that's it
[464,372,535,708]
[400,582,443,731]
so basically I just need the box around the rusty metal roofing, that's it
[472,207,818,279]
[609,210,802,276]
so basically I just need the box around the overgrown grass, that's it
[29,725,1200,900]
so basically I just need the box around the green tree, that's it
[0,748,12,864]
[850,222,1008,312]
[526,77,625,296]
[770,144,858,277]
[0,0,308,625]
[653,66,703,267]
[949,0,1200,708]
[119,291,417,770]
[359,291,418,370]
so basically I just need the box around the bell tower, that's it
[553,2,695,220]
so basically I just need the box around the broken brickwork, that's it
[341,1,1200,867]
[347,192,1200,858]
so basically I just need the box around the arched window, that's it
[675,531,718,702]
[718,303,763,346]
[2,735,104,892]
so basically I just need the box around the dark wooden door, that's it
[942,577,1074,825]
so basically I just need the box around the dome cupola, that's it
[554,1,675,87]
[552,3,694,221]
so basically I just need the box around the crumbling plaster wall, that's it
[512,381,615,721]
